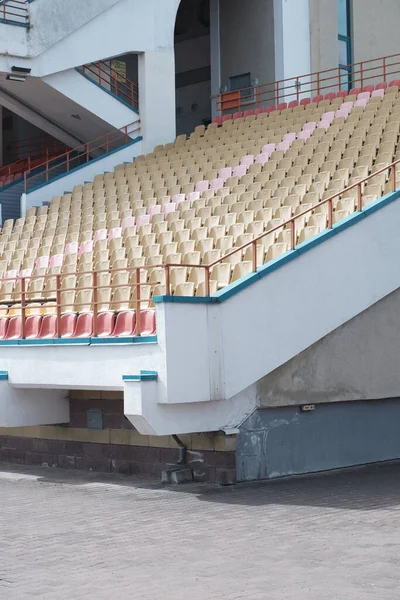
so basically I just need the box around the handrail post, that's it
[252,240,257,272]
[328,198,333,228]
[357,182,362,212]
[290,219,296,250]
[135,268,141,336]
[93,270,98,338]
[56,274,62,338]
[392,165,397,191]
[21,277,26,340]
[317,72,320,96]
[205,266,210,296]
[165,265,170,296]
[360,62,364,89]
[383,57,387,83]
[45,160,49,182]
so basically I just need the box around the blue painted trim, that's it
[0,18,29,27]
[0,335,157,347]
[25,136,142,195]
[0,370,8,380]
[153,189,400,306]
[76,68,139,114]
[123,370,158,382]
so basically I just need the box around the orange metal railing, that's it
[216,53,400,113]
[23,121,141,191]
[0,0,28,24]
[81,60,139,111]
[8,135,68,162]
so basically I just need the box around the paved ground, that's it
[1,462,400,600]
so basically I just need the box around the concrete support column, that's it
[273,0,311,101]
[138,50,176,154]
[210,0,221,118]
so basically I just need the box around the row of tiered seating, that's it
[0,81,399,338]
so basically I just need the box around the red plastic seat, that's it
[300,97,311,106]
[0,317,8,339]
[5,316,22,340]
[243,109,253,118]
[135,310,156,336]
[324,92,335,100]
[266,105,277,114]
[61,313,77,338]
[38,314,57,339]
[312,95,323,103]
[375,82,387,90]
[222,113,233,122]
[288,100,298,108]
[336,90,347,98]
[389,79,400,87]
[277,102,287,111]
[254,107,264,116]
[96,312,115,337]
[233,111,243,120]
[349,87,361,95]
[112,311,136,337]
[362,85,374,93]
[25,315,42,339]
[74,313,93,338]
[212,116,222,126]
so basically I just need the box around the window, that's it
[229,73,253,102]
[338,0,352,90]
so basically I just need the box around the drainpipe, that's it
[172,434,187,465]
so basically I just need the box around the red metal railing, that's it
[0,152,65,186]
[216,52,400,113]
[8,135,68,162]
[23,121,141,191]
[0,0,28,24]
[3,155,399,340]
[81,60,139,111]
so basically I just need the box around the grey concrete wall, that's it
[237,400,400,481]
[352,0,400,65]
[219,0,275,89]
[257,288,400,408]
[309,0,338,74]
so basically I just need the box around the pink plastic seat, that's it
[341,101,354,111]
[219,167,232,181]
[25,315,42,339]
[297,130,312,140]
[336,90,347,98]
[64,242,78,256]
[212,116,222,126]
[362,85,374,93]
[0,317,8,339]
[78,240,93,257]
[322,111,335,121]
[254,107,264,115]
[108,227,123,241]
[134,310,156,336]
[375,82,387,91]
[35,256,49,270]
[357,91,371,101]
[48,254,63,269]
[186,191,200,203]
[135,215,150,227]
[276,141,291,152]
[371,88,385,98]
[112,311,136,337]
[277,102,287,111]
[209,178,224,191]
[121,216,135,230]
[288,100,298,109]
[312,95,323,103]
[195,180,209,193]
[172,194,186,205]
[93,229,107,243]
[5,316,21,340]
[38,314,57,339]
[317,120,331,129]
[61,313,77,338]
[354,98,368,108]
[96,312,115,337]
[233,111,243,120]
[324,92,336,101]
[254,153,269,165]
[240,155,254,167]
[74,312,93,338]
[162,203,176,215]
[303,121,317,131]
[222,114,233,122]
[243,109,253,118]
[232,165,247,178]
[283,132,297,143]
[5,270,18,280]
[300,97,311,106]
[349,87,361,96]
[261,143,276,155]
[149,205,161,216]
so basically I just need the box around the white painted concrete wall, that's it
[0,383,69,427]
[22,140,142,213]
